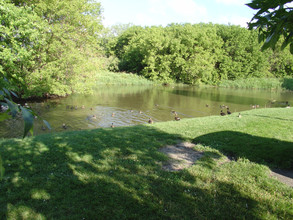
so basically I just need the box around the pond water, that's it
[1,85,293,138]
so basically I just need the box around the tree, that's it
[247,0,293,54]
[7,0,103,97]
[0,1,51,179]
[0,0,46,94]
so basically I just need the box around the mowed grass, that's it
[0,108,293,219]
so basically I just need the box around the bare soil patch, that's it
[270,169,293,188]
[159,142,204,171]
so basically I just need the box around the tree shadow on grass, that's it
[193,131,293,171]
[0,126,288,219]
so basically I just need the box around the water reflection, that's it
[1,85,292,138]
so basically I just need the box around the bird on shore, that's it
[220,105,228,109]
[174,113,181,121]
[238,113,242,118]
[220,110,226,116]
[148,118,153,124]
[92,115,97,119]
[227,108,231,115]
[111,123,115,128]
[62,123,67,129]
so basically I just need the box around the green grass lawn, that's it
[0,108,293,219]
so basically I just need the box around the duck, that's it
[139,110,142,114]
[81,105,85,109]
[206,104,209,107]
[90,107,93,110]
[130,109,134,113]
[92,115,97,119]
[220,110,226,116]
[74,106,78,110]
[227,108,231,115]
[174,113,181,121]
[112,112,115,117]
[111,123,115,128]
[148,118,153,124]
[238,113,242,118]
[62,123,67,129]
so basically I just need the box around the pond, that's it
[1,85,292,138]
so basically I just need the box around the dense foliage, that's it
[109,23,293,84]
[247,0,293,53]
[1,0,103,97]
[1,0,293,96]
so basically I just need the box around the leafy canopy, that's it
[247,0,293,54]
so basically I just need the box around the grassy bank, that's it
[0,108,292,219]
[95,71,293,91]
[218,77,293,90]
[95,71,156,85]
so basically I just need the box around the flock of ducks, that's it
[217,103,263,117]
[48,100,291,130]
[60,104,182,129]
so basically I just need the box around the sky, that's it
[98,0,257,28]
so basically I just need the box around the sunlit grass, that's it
[218,77,293,90]
[0,108,292,219]
[95,71,156,85]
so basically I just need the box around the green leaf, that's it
[3,88,11,99]
[4,98,18,117]
[10,91,18,98]
[20,106,34,138]
[246,2,260,10]
[43,119,51,130]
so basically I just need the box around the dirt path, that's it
[159,142,293,188]
[159,142,203,171]
[270,169,293,187]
